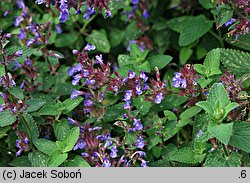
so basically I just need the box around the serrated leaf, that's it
[47,150,68,167]
[20,113,39,140]
[26,98,46,112]
[196,78,212,88]
[148,55,173,70]
[55,33,78,47]
[33,139,58,155]
[53,119,70,141]
[208,123,233,145]
[0,110,17,127]
[125,132,137,145]
[195,101,213,114]
[180,106,202,120]
[168,15,213,46]
[66,155,90,167]
[9,156,31,167]
[203,49,222,77]
[207,83,229,109]
[62,127,80,153]
[148,136,162,150]
[204,152,241,167]
[86,29,110,53]
[216,4,233,29]
[179,47,193,65]
[117,54,133,67]
[38,104,60,116]
[229,121,250,153]
[219,48,250,76]
[103,103,126,122]
[62,97,83,114]
[0,126,11,139]
[132,96,151,115]
[226,34,250,51]
[8,87,24,100]
[28,151,48,167]
[170,146,205,164]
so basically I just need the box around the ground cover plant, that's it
[0,0,249,167]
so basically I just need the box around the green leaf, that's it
[20,113,39,140]
[53,119,70,141]
[179,47,193,65]
[132,96,152,115]
[198,0,214,9]
[33,139,58,155]
[151,94,187,112]
[226,34,250,51]
[148,55,173,70]
[6,46,33,64]
[103,103,126,122]
[28,151,48,167]
[208,83,229,110]
[62,127,80,153]
[216,4,233,29]
[204,152,242,167]
[117,54,133,67]
[125,132,137,145]
[203,49,222,77]
[55,33,78,47]
[168,15,213,46]
[109,29,124,47]
[66,155,91,167]
[0,65,4,78]
[9,156,31,167]
[38,104,60,116]
[138,61,151,72]
[170,145,206,164]
[0,126,11,139]
[229,121,250,153]
[62,97,83,114]
[196,78,212,88]
[180,106,202,120]
[130,44,141,57]
[0,110,17,127]
[86,29,110,53]
[47,150,68,167]
[26,98,46,112]
[148,136,162,150]
[8,87,24,100]
[196,101,214,115]
[208,123,233,145]
[219,48,250,76]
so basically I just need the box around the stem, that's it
[222,143,229,157]
[80,15,97,33]
[20,115,34,150]
[209,30,224,48]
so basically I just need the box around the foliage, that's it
[0,0,249,167]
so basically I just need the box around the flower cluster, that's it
[15,131,29,156]
[36,0,112,23]
[67,118,148,167]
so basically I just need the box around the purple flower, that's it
[26,38,35,46]
[55,24,62,34]
[84,43,96,51]
[225,18,236,27]
[123,113,127,119]
[195,129,203,138]
[136,136,144,149]
[155,93,163,104]
[123,90,133,101]
[84,100,93,107]
[104,140,112,149]
[0,104,4,113]
[136,85,142,95]
[81,152,89,157]
[20,81,25,90]
[59,9,69,23]
[141,159,148,167]
[18,29,26,40]
[16,0,25,9]
[35,0,46,4]
[132,151,146,158]
[67,117,77,125]
[14,50,23,57]
[172,72,187,89]
[113,86,119,93]
[123,101,131,109]
[23,137,29,144]
[89,126,102,132]
[131,0,139,5]
[73,138,86,150]
[128,70,136,79]
[95,54,103,64]
[142,83,150,90]
[85,79,95,85]
[16,149,22,156]
[25,57,31,66]
[102,158,111,167]
[3,10,9,17]
[83,6,96,20]
[110,146,118,158]
[140,72,148,82]
[70,89,83,99]
[14,16,23,27]
[105,10,112,18]
[72,74,82,86]
[12,61,22,71]
[133,119,143,131]
[143,9,149,19]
